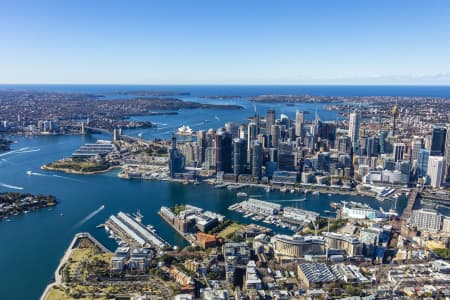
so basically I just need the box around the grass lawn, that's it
[217,223,243,239]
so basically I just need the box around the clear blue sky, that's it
[1,0,449,84]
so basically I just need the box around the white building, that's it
[427,156,445,188]
[410,209,442,232]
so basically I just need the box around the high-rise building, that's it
[445,125,450,182]
[278,143,295,171]
[427,156,445,188]
[379,130,388,154]
[295,111,304,138]
[411,137,423,162]
[225,122,239,138]
[366,136,379,157]
[215,129,232,173]
[169,136,185,177]
[393,142,406,162]
[196,130,207,165]
[271,124,281,148]
[336,136,351,154]
[251,141,263,179]
[430,125,447,156]
[266,109,276,133]
[348,112,360,151]
[417,149,430,178]
[247,122,257,162]
[233,138,246,176]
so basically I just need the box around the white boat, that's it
[237,192,248,197]
[265,186,272,192]
[312,191,320,195]
[26,170,33,175]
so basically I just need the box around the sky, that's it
[0,0,450,85]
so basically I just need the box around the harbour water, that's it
[1,85,448,299]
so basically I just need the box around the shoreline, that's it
[40,164,120,175]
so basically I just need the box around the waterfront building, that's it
[240,198,281,215]
[266,109,276,132]
[272,234,325,258]
[446,125,450,182]
[322,232,363,257]
[169,136,185,177]
[410,209,442,232]
[295,110,304,138]
[348,112,360,151]
[71,140,117,160]
[341,203,378,220]
[427,155,445,188]
[430,125,447,156]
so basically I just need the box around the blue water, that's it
[0,84,443,299]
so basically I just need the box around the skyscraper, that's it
[417,149,430,178]
[215,129,232,173]
[266,109,276,132]
[393,142,405,162]
[233,138,246,176]
[427,156,445,188]
[430,125,447,156]
[271,124,281,148]
[169,136,185,177]
[295,111,304,138]
[411,137,423,162]
[251,141,263,179]
[348,112,360,151]
[225,122,239,138]
[247,122,257,162]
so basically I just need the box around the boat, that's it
[26,170,32,175]
[265,186,272,193]
[280,187,287,193]
[312,191,320,195]
[237,192,248,198]
[290,189,295,194]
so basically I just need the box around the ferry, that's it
[237,192,248,198]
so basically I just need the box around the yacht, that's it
[237,192,248,198]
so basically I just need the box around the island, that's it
[0,192,57,220]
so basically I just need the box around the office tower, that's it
[206,128,216,147]
[196,130,207,165]
[239,124,247,139]
[295,111,304,138]
[411,137,423,162]
[266,109,276,132]
[251,141,263,179]
[271,124,281,148]
[417,149,430,178]
[410,209,442,232]
[215,129,232,173]
[169,136,185,177]
[379,130,388,154]
[430,125,447,156]
[446,126,450,182]
[233,138,246,175]
[317,152,330,172]
[348,112,360,151]
[336,136,351,154]
[247,122,257,162]
[278,143,295,171]
[393,142,405,162]
[366,136,379,157]
[427,156,445,188]
[391,105,399,136]
[225,122,239,138]
[257,133,268,148]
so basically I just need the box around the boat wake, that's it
[0,147,40,158]
[26,170,84,182]
[0,182,24,190]
[52,174,84,182]
[75,205,105,227]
